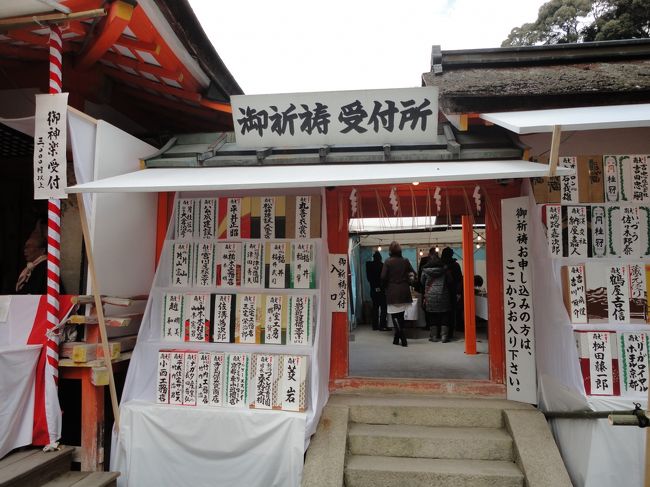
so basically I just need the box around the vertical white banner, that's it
[567,265,588,324]
[587,332,614,396]
[328,254,348,312]
[546,204,563,257]
[33,93,68,199]
[560,156,579,204]
[567,206,588,258]
[502,197,536,403]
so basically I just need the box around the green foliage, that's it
[502,0,650,46]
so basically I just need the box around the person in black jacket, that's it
[365,251,387,330]
[441,247,463,340]
[421,254,452,342]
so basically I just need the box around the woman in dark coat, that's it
[420,254,452,342]
[380,241,415,347]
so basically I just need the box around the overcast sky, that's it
[188,0,547,95]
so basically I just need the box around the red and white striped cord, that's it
[46,24,62,378]
[44,25,63,449]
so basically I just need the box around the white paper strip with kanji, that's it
[33,93,68,200]
[328,254,348,312]
[502,197,536,403]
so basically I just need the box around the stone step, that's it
[345,455,524,487]
[0,446,74,487]
[41,471,120,487]
[329,395,531,428]
[348,423,513,461]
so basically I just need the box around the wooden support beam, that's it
[118,85,221,122]
[548,125,562,176]
[80,368,104,471]
[90,367,109,386]
[115,35,159,55]
[103,66,200,102]
[199,98,233,114]
[326,188,349,383]
[0,44,47,61]
[61,342,98,362]
[77,1,134,70]
[101,51,183,83]
[72,295,145,307]
[462,215,477,355]
[486,196,505,383]
[0,8,106,32]
[67,313,140,327]
[76,193,120,430]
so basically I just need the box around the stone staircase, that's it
[0,446,119,487]
[302,393,573,487]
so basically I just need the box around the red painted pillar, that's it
[462,215,477,355]
[486,198,505,383]
[326,188,349,384]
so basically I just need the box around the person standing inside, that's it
[365,251,388,330]
[421,254,452,342]
[441,247,463,340]
[381,241,415,347]
[15,220,48,294]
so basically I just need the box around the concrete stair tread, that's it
[41,471,120,487]
[349,423,510,441]
[0,446,74,487]
[330,393,532,410]
[346,454,523,477]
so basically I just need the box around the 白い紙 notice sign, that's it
[231,87,438,149]
[33,93,68,199]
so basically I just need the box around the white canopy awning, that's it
[480,103,650,134]
[66,160,571,194]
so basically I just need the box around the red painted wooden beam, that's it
[326,188,350,382]
[486,196,505,383]
[462,215,477,355]
[77,0,134,70]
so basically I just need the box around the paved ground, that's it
[349,323,489,379]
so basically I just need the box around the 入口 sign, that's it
[231,87,438,149]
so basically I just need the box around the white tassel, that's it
[473,185,482,215]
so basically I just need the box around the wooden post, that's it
[81,368,104,470]
[327,188,349,384]
[462,215,477,355]
[486,197,505,383]
[548,125,562,176]
[76,193,120,429]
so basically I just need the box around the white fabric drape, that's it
[523,181,647,487]
[111,188,331,486]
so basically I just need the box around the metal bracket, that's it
[256,147,272,163]
[442,123,460,156]
[319,145,330,162]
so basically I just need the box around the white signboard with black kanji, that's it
[502,197,536,404]
[243,242,264,288]
[232,87,438,149]
[328,254,348,312]
[546,205,563,257]
[252,353,277,410]
[607,265,630,324]
[175,198,196,239]
[225,353,249,408]
[560,157,579,204]
[208,352,226,406]
[587,331,614,396]
[162,293,183,341]
[196,352,212,407]
[620,332,649,395]
[288,295,313,346]
[33,93,68,199]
